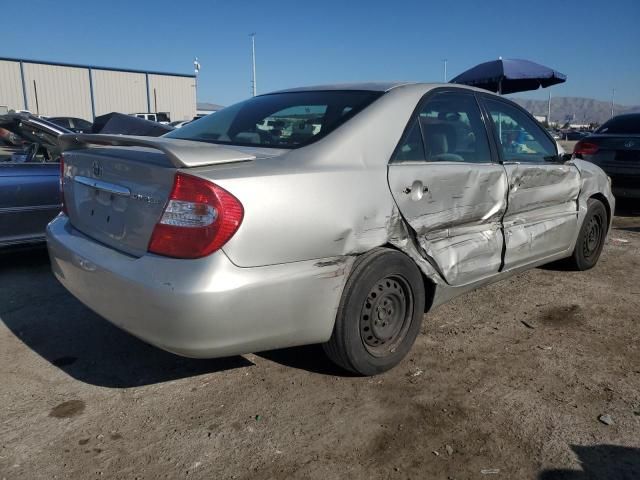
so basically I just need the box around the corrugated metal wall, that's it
[0,60,25,110]
[0,58,196,122]
[23,63,93,119]
[148,74,196,121]
[91,69,148,116]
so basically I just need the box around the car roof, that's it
[607,112,640,120]
[267,82,494,96]
[271,82,415,93]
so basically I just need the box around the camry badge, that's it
[624,141,635,148]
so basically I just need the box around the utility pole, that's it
[442,59,448,83]
[193,57,201,104]
[611,88,615,118]
[250,33,257,97]
[547,89,551,126]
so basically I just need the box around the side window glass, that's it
[392,118,425,162]
[419,92,492,163]
[483,98,556,163]
[0,126,58,163]
[75,119,92,131]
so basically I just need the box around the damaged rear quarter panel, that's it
[570,159,616,234]
[193,86,433,269]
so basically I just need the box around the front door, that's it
[388,90,508,286]
[480,96,580,270]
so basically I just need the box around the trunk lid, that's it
[61,137,278,257]
[586,134,640,163]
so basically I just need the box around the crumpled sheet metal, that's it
[501,162,582,269]
[387,163,508,287]
[571,159,616,233]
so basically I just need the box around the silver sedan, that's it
[47,83,614,375]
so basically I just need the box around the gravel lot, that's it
[1,203,639,480]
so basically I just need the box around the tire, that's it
[567,198,607,271]
[323,248,426,376]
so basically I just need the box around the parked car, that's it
[132,112,171,124]
[547,129,561,140]
[1,113,70,248]
[47,116,93,133]
[574,113,640,198]
[169,120,193,128]
[563,130,588,141]
[47,83,614,375]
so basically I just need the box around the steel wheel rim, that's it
[583,213,603,259]
[359,275,413,357]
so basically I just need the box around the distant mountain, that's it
[511,96,640,125]
[197,102,224,111]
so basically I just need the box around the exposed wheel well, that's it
[380,243,436,312]
[589,193,611,232]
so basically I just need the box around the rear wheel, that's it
[323,248,425,376]
[567,198,607,270]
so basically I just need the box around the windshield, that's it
[0,120,61,163]
[166,90,383,148]
[596,114,640,135]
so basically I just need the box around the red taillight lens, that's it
[148,172,243,259]
[574,141,599,156]
[59,155,67,215]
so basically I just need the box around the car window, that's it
[166,90,383,149]
[74,118,93,131]
[50,118,71,128]
[0,124,59,163]
[596,114,640,134]
[393,91,492,163]
[483,98,556,163]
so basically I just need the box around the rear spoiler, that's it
[59,134,256,168]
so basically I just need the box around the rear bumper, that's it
[46,216,351,358]
[609,174,640,199]
[597,166,640,199]
[612,186,640,199]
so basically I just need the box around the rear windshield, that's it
[165,90,383,148]
[596,114,640,135]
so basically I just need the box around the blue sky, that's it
[4,0,639,106]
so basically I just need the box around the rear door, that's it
[480,96,580,270]
[388,90,508,286]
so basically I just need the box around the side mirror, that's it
[561,153,573,162]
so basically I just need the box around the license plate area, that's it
[74,177,130,239]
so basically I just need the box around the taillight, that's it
[574,140,599,156]
[59,155,67,215]
[148,172,243,259]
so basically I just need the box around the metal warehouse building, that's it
[0,57,196,122]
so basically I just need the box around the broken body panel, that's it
[47,83,614,358]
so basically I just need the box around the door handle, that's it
[403,181,429,200]
[403,185,429,194]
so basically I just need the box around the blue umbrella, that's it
[450,58,566,94]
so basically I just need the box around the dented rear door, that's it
[480,96,580,270]
[388,90,508,286]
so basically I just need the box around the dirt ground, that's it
[1,203,639,480]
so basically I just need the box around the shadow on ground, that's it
[539,444,640,479]
[1,248,252,388]
[257,344,354,377]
